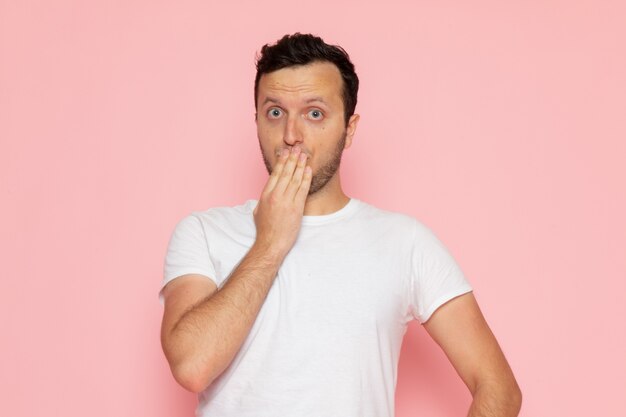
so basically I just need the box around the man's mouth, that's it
[275,148,311,159]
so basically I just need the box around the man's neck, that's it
[302,176,350,216]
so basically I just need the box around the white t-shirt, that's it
[160,198,472,417]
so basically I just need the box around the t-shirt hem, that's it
[158,270,218,306]
[418,284,473,323]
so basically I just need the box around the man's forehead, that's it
[257,62,343,103]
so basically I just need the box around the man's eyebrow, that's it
[261,96,330,106]
[262,97,281,106]
[305,97,329,105]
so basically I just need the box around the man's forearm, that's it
[467,383,522,417]
[166,242,286,392]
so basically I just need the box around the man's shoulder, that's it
[354,200,455,253]
[181,199,257,227]
[353,198,418,229]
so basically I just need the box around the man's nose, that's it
[283,115,303,146]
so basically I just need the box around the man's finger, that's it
[286,151,308,199]
[274,146,301,195]
[263,148,289,194]
[294,165,312,204]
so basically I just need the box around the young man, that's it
[159,33,522,417]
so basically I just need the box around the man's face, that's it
[255,61,359,195]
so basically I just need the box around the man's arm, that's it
[160,146,311,393]
[160,246,284,393]
[423,292,522,417]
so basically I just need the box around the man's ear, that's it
[344,113,360,149]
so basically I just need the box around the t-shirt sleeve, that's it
[409,219,473,323]
[159,213,218,306]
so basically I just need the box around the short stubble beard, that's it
[259,130,347,196]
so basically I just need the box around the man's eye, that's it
[268,108,282,118]
[308,109,323,120]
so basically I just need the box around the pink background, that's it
[1,1,624,416]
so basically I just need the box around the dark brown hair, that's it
[254,33,359,126]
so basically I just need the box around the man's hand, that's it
[253,145,312,257]
[161,147,312,393]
